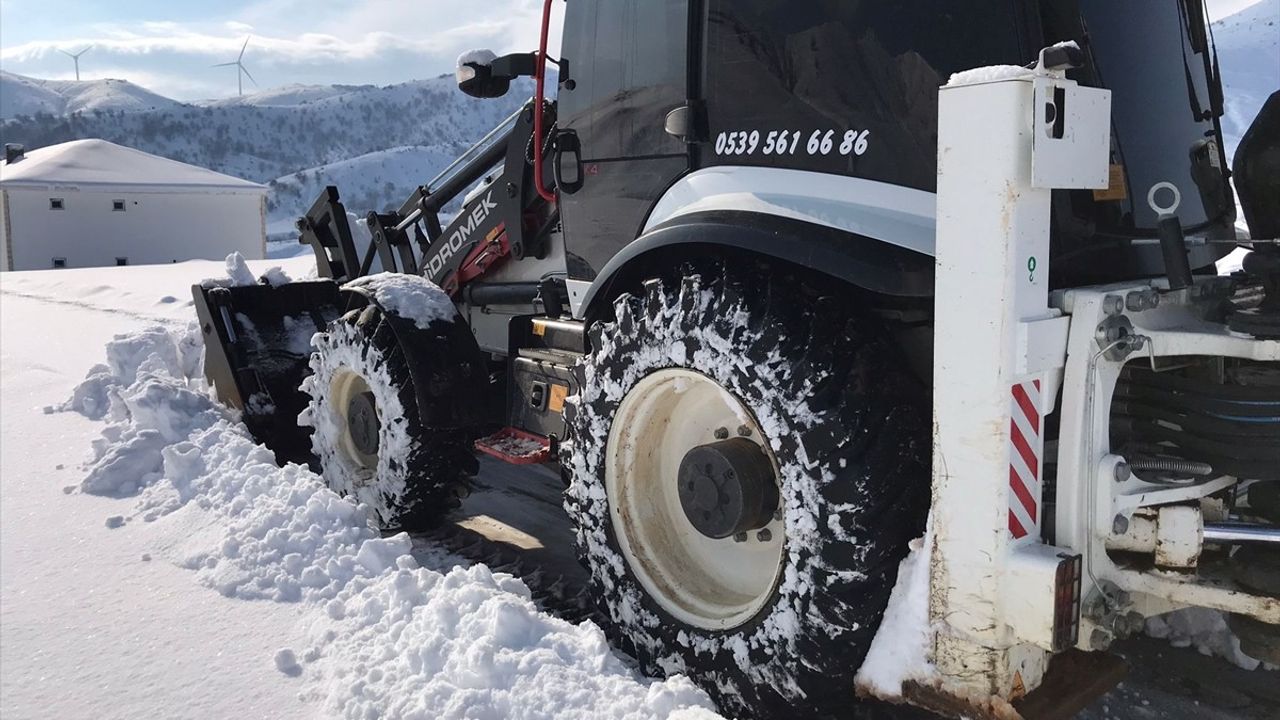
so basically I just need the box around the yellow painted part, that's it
[1092,164,1128,202]
[549,384,568,413]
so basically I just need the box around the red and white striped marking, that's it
[1008,379,1043,540]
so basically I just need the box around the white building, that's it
[0,139,266,271]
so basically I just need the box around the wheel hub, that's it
[605,368,787,630]
[679,438,779,539]
[346,391,380,456]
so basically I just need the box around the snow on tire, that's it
[562,265,931,716]
[300,302,479,531]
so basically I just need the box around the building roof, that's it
[0,139,265,192]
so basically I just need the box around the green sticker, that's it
[1028,256,1038,282]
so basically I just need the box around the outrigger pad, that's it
[192,280,343,466]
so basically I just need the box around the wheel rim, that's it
[329,368,379,479]
[606,368,786,630]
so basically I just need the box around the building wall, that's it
[2,187,266,271]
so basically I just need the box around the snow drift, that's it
[59,321,721,719]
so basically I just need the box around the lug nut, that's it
[1103,295,1124,316]
[773,508,784,521]
[733,532,748,543]
[736,425,753,437]
[756,529,772,542]
[714,427,729,440]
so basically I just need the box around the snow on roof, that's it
[0,139,265,192]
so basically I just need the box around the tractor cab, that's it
[456,0,1238,290]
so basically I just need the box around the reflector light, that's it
[1053,553,1083,651]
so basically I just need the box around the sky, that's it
[0,0,566,100]
[0,0,1264,102]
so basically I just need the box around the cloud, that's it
[5,29,442,64]
[0,0,563,100]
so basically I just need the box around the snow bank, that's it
[199,251,296,289]
[855,531,936,697]
[1146,608,1271,672]
[308,562,720,719]
[60,323,721,719]
[343,273,459,329]
[56,324,202,421]
[261,265,295,287]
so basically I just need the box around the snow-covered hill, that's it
[266,144,469,229]
[0,72,528,230]
[199,84,374,108]
[1214,0,1280,160]
[0,71,182,118]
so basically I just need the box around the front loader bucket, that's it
[192,280,343,466]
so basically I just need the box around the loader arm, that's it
[194,99,558,464]
[297,99,558,295]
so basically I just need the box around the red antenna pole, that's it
[532,0,556,203]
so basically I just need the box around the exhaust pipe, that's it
[1204,522,1280,546]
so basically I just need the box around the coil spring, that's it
[1128,457,1215,477]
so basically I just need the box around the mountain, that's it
[265,144,468,230]
[1213,0,1280,160]
[0,71,529,240]
[0,71,181,117]
[199,84,376,108]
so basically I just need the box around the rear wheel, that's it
[563,266,930,716]
[301,301,480,530]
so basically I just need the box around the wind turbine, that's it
[213,36,257,97]
[60,46,92,81]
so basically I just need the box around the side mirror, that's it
[456,50,509,98]
[456,50,539,99]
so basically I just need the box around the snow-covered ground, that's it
[0,259,720,720]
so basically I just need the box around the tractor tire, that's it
[300,300,481,531]
[562,265,931,718]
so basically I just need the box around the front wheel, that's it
[300,299,481,530]
[563,266,930,716]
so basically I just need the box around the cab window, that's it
[702,0,1025,190]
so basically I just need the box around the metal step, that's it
[474,427,551,465]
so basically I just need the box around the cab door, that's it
[557,0,692,281]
